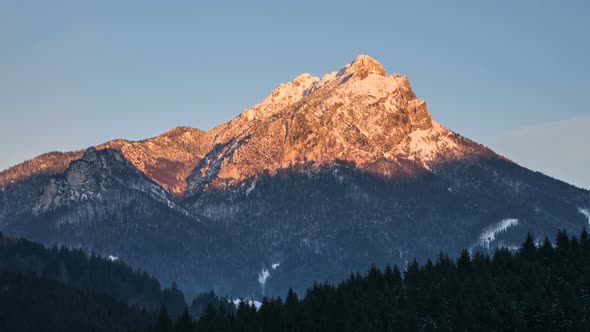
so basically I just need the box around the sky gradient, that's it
[1,1,589,188]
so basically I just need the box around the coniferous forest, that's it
[0,234,186,314]
[2,230,590,331]
[155,230,590,332]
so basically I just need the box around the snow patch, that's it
[107,255,118,262]
[271,262,280,270]
[258,268,270,287]
[476,219,519,249]
[245,180,256,195]
[232,299,263,310]
[579,208,590,227]
[343,74,401,98]
[408,121,458,165]
[254,73,319,118]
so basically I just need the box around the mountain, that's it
[0,55,589,297]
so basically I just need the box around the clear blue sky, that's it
[1,1,589,188]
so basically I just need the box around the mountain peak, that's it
[1,56,492,196]
[189,56,480,191]
[345,55,387,79]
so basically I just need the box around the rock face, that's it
[99,127,210,196]
[1,55,589,297]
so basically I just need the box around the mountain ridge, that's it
[1,55,588,296]
[2,55,507,196]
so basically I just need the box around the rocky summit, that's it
[1,55,589,297]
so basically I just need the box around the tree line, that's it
[150,229,590,331]
[2,229,590,331]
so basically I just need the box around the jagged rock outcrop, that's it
[0,55,588,297]
[98,127,212,196]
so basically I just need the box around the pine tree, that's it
[174,309,194,332]
[155,306,172,332]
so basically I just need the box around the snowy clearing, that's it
[476,219,519,249]
[578,208,590,227]
[258,268,270,287]
[232,299,263,310]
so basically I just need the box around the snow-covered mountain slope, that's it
[0,55,589,297]
[185,55,496,193]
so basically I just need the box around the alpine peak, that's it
[243,55,396,121]
[345,54,387,79]
[188,55,484,191]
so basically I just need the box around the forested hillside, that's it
[155,229,590,331]
[3,229,590,331]
[0,271,155,332]
[0,232,186,314]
